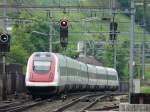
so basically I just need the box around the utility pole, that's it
[112,0,117,69]
[129,0,135,103]
[84,41,87,56]
[3,0,7,32]
[109,0,118,69]
[113,35,117,69]
[48,10,52,52]
[82,19,87,56]
[141,0,146,80]
[91,41,95,56]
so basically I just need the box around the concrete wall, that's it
[119,81,129,92]
[133,79,140,93]
[6,73,25,95]
[120,103,150,112]
[0,77,2,100]
[0,63,3,100]
[0,63,25,99]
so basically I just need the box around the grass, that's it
[141,86,150,93]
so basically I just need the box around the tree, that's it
[118,0,130,8]
[98,41,129,80]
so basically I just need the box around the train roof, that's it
[96,66,105,69]
[105,67,118,75]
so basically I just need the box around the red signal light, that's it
[60,20,68,28]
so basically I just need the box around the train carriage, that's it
[66,57,76,90]
[96,66,107,90]
[56,54,67,93]
[87,64,97,90]
[79,62,88,90]
[106,67,119,90]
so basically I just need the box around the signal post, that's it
[109,19,118,69]
[0,33,11,100]
[60,17,68,47]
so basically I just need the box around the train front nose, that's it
[26,52,57,95]
[29,53,54,82]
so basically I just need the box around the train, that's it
[25,52,119,96]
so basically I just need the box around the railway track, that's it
[52,92,124,112]
[0,92,91,112]
[0,92,126,112]
[52,93,113,112]
[0,98,50,112]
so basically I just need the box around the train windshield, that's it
[33,60,51,73]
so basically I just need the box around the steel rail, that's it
[0,99,49,112]
[79,95,107,112]
[52,92,108,112]
[52,95,90,112]
[92,105,119,111]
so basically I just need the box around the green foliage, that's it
[8,12,51,70]
[98,45,113,67]
[118,0,150,32]
[62,44,80,58]
[117,0,130,8]
[98,41,128,80]
[4,0,150,82]
[118,41,128,79]
[8,45,28,64]
[141,86,150,93]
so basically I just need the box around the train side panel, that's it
[87,64,97,90]
[106,68,119,90]
[55,54,67,92]
[78,62,88,90]
[96,66,107,90]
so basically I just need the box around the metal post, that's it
[112,0,116,69]
[92,41,95,56]
[141,0,146,80]
[112,0,116,8]
[0,55,2,99]
[3,0,7,32]
[113,43,117,69]
[129,0,135,103]
[48,10,52,52]
[84,41,87,56]
[2,53,7,100]
[83,20,87,33]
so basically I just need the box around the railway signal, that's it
[60,18,68,47]
[0,33,11,100]
[109,22,118,41]
[0,33,11,52]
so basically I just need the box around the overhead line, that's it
[0,4,126,9]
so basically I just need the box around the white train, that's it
[25,52,119,96]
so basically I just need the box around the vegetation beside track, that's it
[141,86,150,93]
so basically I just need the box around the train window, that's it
[108,75,117,80]
[33,60,51,73]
